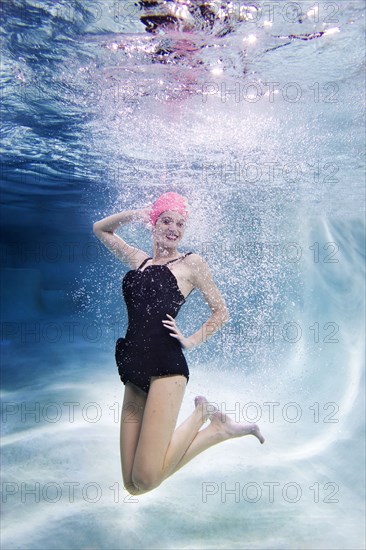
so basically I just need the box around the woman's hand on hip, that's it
[162,314,194,350]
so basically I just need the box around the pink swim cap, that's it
[149,192,189,226]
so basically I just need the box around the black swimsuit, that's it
[115,252,193,393]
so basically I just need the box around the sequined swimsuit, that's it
[115,252,193,393]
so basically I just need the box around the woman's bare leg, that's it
[129,377,219,494]
[159,395,218,478]
[125,375,264,494]
[129,374,188,494]
[163,408,265,480]
[120,383,147,494]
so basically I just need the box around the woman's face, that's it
[152,210,187,247]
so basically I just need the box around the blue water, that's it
[1,1,365,549]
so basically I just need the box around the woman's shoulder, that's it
[184,252,210,268]
[183,252,215,289]
[184,251,201,261]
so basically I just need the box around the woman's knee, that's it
[123,476,153,495]
[131,468,162,493]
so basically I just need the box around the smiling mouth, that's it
[166,234,178,240]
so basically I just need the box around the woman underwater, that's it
[93,192,264,495]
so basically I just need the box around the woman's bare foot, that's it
[210,410,265,444]
[194,395,218,423]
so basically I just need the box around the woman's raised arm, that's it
[93,208,150,269]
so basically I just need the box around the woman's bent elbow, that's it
[93,222,102,233]
[93,223,111,237]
